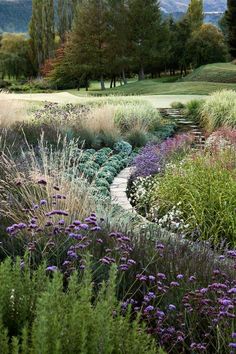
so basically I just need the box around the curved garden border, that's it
[110,108,206,213]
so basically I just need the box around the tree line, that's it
[0,0,236,88]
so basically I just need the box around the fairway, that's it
[69,78,236,96]
[0,92,207,108]
[183,63,236,83]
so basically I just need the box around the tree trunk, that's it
[138,66,145,81]
[114,77,116,87]
[110,77,113,88]
[100,74,105,90]
[122,68,127,85]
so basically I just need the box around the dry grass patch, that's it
[0,96,32,127]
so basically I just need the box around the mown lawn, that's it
[183,62,236,83]
[69,79,236,96]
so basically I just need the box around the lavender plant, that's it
[132,134,194,179]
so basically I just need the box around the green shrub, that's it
[150,150,236,245]
[114,140,132,155]
[200,90,236,131]
[95,178,110,189]
[0,259,158,354]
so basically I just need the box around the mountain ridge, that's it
[0,0,227,33]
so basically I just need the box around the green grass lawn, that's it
[69,79,236,96]
[183,63,236,83]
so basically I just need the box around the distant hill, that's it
[0,0,32,33]
[0,0,227,34]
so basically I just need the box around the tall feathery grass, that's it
[0,135,96,225]
[0,96,32,127]
[150,149,236,246]
[200,90,236,131]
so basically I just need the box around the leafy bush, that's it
[0,259,159,354]
[114,140,132,155]
[200,90,236,131]
[150,150,236,246]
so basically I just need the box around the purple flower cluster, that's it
[122,255,236,353]
[133,134,194,178]
[6,201,136,276]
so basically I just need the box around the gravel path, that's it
[0,92,207,108]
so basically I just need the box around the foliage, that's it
[11,102,168,150]
[200,89,236,131]
[0,34,35,79]
[0,259,159,354]
[132,134,194,179]
[183,99,204,123]
[225,0,236,58]
[187,24,228,68]
[186,0,204,32]
[149,148,236,246]
[29,0,55,71]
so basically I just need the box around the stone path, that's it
[110,167,135,212]
[110,108,206,212]
[160,108,206,149]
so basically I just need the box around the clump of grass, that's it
[200,90,236,131]
[0,136,96,226]
[150,149,236,246]
[170,102,185,109]
[183,99,204,123]
[0,97,31,127]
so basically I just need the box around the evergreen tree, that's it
[186,0,204,31]
[66,0,108,90]
[226,0,236,58]
[128,0,162,80]
[106,0,130,86]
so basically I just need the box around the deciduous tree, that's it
[187,24,228,67]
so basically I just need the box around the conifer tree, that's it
[127,0,162,80]
[226,0,236,58]
[66,0,108,90]
[106,0,130,85]
[186,0,204,31]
